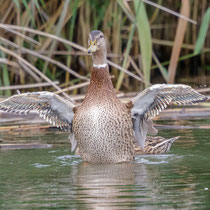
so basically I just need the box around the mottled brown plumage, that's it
[134,136,180,155]
[73,67,134,163]
[0,30,207,164]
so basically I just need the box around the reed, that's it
[0,0,209,96]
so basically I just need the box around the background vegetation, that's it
[0,0,209,98]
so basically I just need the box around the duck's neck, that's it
[85,65,116,98]
[92,48,107,66]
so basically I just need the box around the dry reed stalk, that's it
[0,24,144,82]
[0,81,59,91]
[54,81,90,94]
[0,1,209,95]
[18,62,41,82]
[107,60,143,82]
[71,93,125,102]
[42,0,70,75]
[121,35,210,51]
[0,24,87,51]
[3,27,40,46]
[192,0,199,44]
[112,1,121,79]
[0,45,73,101]
[1,1,14,23]
[149,0,162,24]
[129,56,143,78]
[0,36,88,81]
[168,0,190,84]
[152,51,168,81]
[143,0,197,24]
[0,58,19,68]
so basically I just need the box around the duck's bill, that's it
[88,43,98,54]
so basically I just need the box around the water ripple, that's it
[31,163,51,168]
[56,155,81,166]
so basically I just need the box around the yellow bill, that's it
[88,40,98,54]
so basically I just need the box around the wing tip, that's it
[149,84,190,91]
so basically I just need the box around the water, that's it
[0,119,210,209]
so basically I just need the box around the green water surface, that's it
[0,119,210,209]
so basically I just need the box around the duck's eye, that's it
[100,35,103,38]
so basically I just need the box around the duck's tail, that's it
[134,136,180,155]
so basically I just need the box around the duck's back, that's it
[72,67,134,164]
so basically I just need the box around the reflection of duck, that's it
[0,30,207,164]
[74,163,135,209]
[74,161,168,209]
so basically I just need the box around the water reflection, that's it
[74,163,135,209]
[73,161,173,209]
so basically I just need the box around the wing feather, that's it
[132,84,207,119]
[0,91,75,132]
[131,84,207,148]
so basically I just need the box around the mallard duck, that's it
[0,30,207,164]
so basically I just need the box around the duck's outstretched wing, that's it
[131,84,207,148]
[0,91,75,132]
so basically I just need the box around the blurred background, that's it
[0,0,209,98]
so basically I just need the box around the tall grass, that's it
[0,0,209,97]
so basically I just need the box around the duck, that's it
[0,30,207,164]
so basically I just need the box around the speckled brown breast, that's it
[72,67,134,164]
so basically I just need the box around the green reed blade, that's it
[194,7,210,54]
[134,0,152,87]
[0,51,11,96]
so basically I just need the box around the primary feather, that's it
[0,91,75,132]
[131,84,207,149]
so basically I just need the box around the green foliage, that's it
[22,0,36,27]
[194,8,210,54]
[0,0,209,95]
[0,51,11,96]
[134,0,152,87]
[12,0,20,9]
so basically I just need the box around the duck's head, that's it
[88,30,106,54]
[88,30,107,67]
